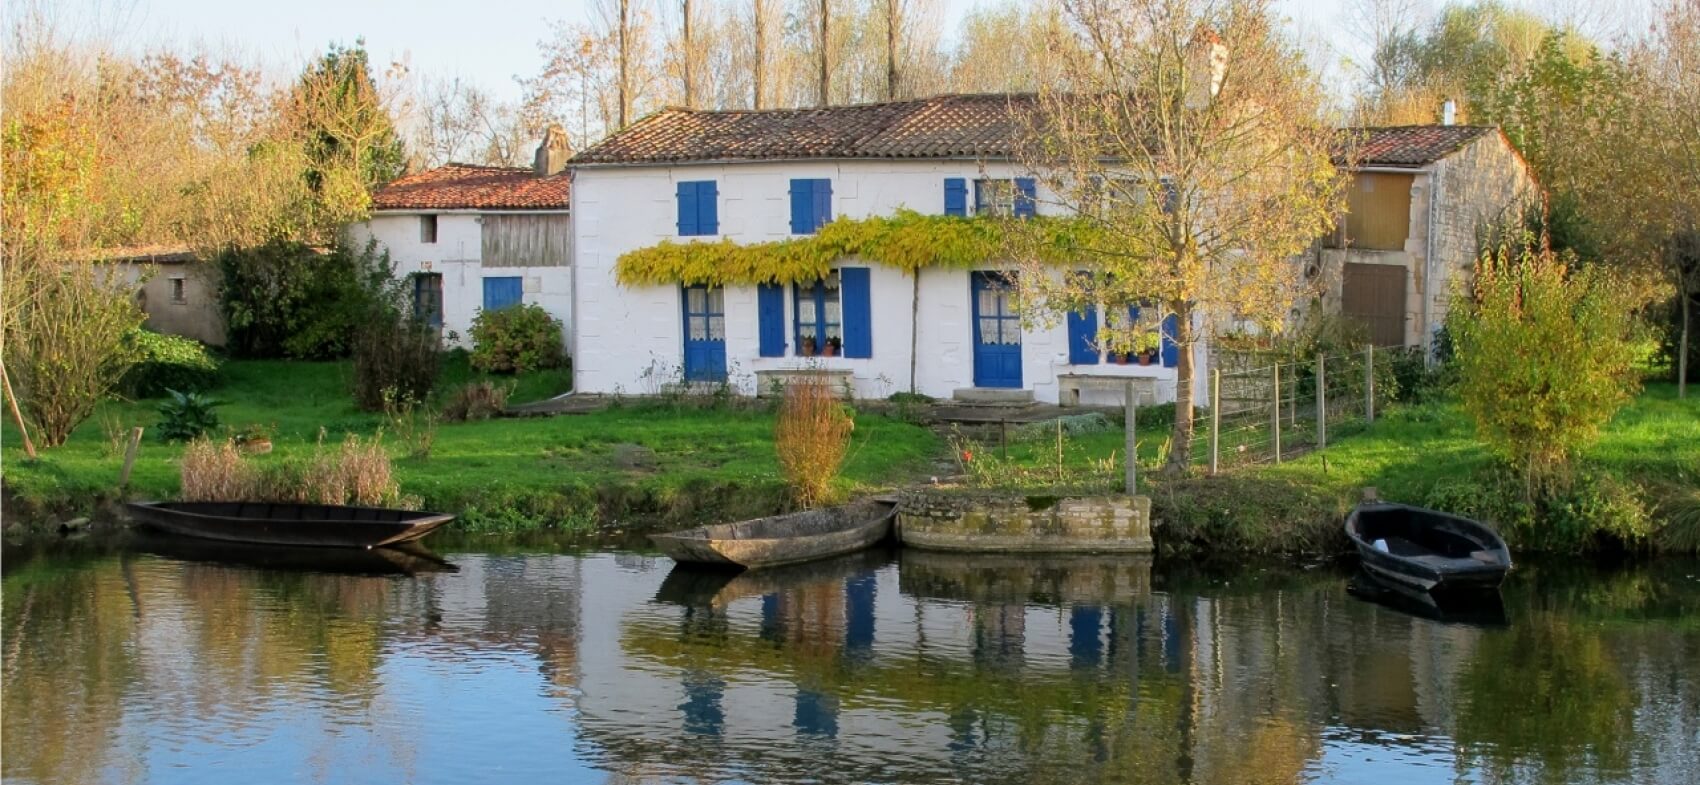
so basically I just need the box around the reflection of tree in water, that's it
[1455,614,1637,780]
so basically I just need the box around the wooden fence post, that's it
[119,427,144,490]
[1209,368,1220,475]
[1364,344,1375,424]
[1125,380,1137,495]
[1271,362,1282,463]
[1316,354,1327,450]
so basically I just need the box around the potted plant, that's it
[1137,349,1155,366]
[233,423,273,455]
[1113,351,1129,365]
[824,336,842,357]
[801,335,818,356]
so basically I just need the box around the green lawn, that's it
[1,358,943,531]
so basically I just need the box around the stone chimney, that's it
[1184,28,1229,110]
[1441,99,1457,126]
[533,124,571,176]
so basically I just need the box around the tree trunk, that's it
[1681,281,1691,399]
[818,0,831,106]
[752,0,767,109]
[909,269,921,394]
[681,0,694,109]
[1164,301,1196,473]
[885,0,900,100]
[617,0,631,129]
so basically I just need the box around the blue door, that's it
[971,272,1022,388]
[482,276,523,311]
[681,284,727,382]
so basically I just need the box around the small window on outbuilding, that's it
[169,277,187,304]
[420,215,438,244]
[1329,173,1413,251]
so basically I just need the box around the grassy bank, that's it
[1,359,943,532]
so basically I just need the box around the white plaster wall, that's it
[572,160,1205,404]
[348,212,573,348]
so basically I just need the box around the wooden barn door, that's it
[1341,263,1408,347]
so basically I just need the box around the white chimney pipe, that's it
[1442,99,1457,126]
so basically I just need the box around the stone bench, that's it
[1056,373,1159,408]
[754,368,855,398]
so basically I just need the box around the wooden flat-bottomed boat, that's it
[1345,502,1511,593]
[133,531,458,575]
[650,500,897,570]
[126,501,455,549]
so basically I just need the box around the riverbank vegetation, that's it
[0,357,941,532]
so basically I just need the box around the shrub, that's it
[218,239,402,359]
[469,304,564,374]
[384,390,438,460]
[441,381,511,422]
[119,329,220,398]
[1421,470,1651,553]
[774,375,854,507]
[352,318,440,411]
[156,389,223,442]
[2,262,146,447]
[1451,243,1641,492]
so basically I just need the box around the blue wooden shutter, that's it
[1014,178,1037,217]
[840,267,872,358]
[757,283,785,357]
[1161,312,1180,367]
[813,180,832,231]
[944,178,967,216]
[677,181,698,235]
[790,179,813,234]
[482,276,523,311]
[697,181,718,234]
[1067,305,1099,365]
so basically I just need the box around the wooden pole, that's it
[1271,362,1281,463]
[118,427,144,490]
[1364,344,1375,424]
[1316,354,1327,450]
[0,362,37,460]
[1209,368,1220,475]
[1124,380,1137,495]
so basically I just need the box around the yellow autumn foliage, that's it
[614,209,1097,286]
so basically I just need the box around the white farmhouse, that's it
[566,95,1536,404]
[568,95,1204,406]
[347,128,573,345]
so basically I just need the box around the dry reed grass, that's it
[178,434,403,507]
[773,376,855,508]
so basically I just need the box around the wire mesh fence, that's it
[1185,346,1393,472]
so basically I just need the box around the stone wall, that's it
[898,489,1153,553]
[1427,132,1539,344]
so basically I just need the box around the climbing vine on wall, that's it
[615,209,1099,286]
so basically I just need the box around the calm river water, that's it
[3,536,1697,785]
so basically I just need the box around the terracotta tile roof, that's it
[572,94,1039,165]
[371,163,570,211]
[1339,125,1498,168]
[572,94,1500,169]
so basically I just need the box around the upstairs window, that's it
[1328,172,1413,251]
[420,215,438,243]
[789,178,833,234]
[975,177,1037,218]
[676,180,719,236]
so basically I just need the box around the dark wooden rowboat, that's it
[126,501,455,549]
[654,549,891,609]
[1345,502,1511,593]
[1345,569,1508,627]
[650,500,896,570]
[132,531,459,576]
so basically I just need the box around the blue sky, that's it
[27,0,1647,102]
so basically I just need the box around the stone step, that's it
[950,388,1036,405]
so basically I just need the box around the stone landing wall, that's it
[898,489,1154,553]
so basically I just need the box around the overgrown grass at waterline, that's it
[0,359,943,532]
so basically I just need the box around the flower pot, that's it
[1114,354,1129,365]
[823,346,838,357]
[1137,354,1153,366]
